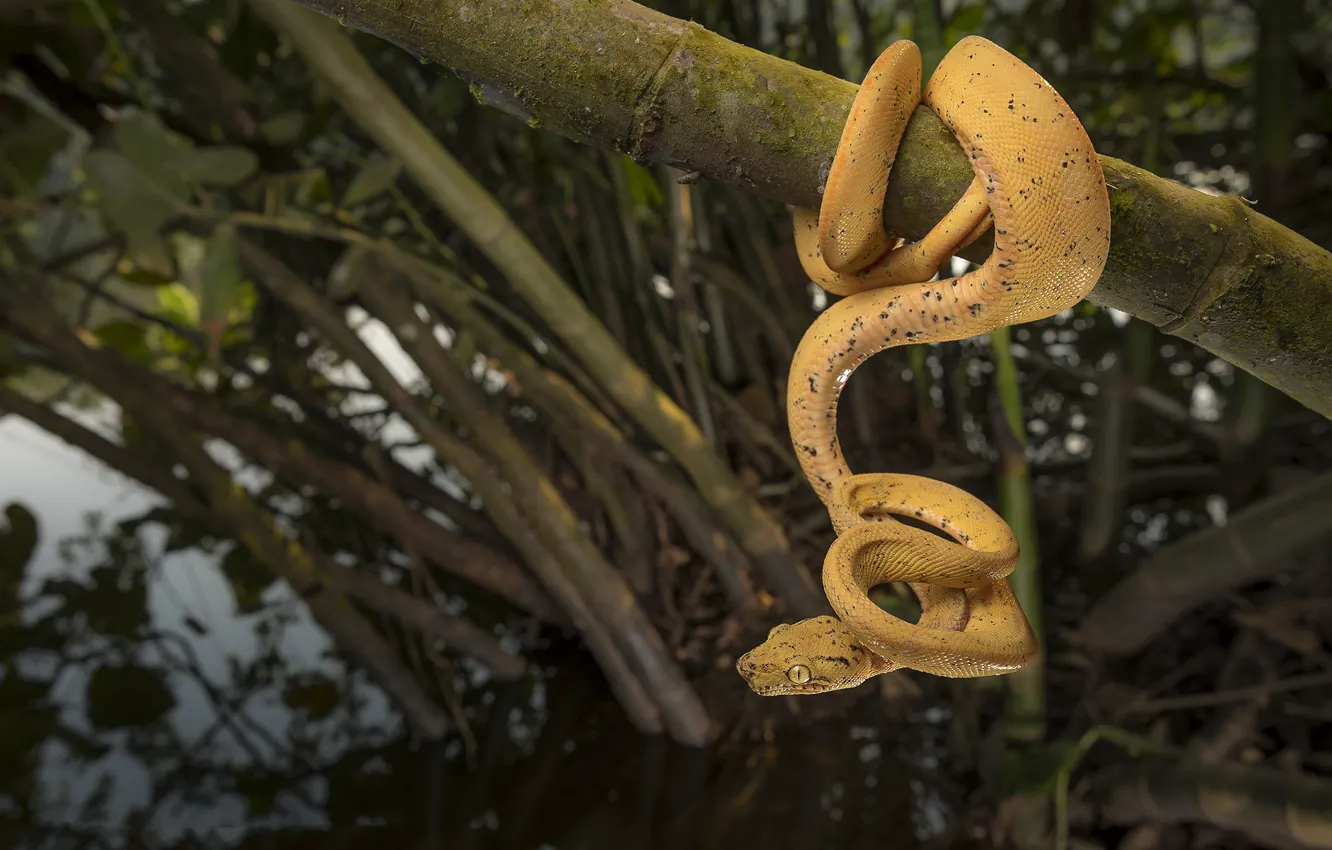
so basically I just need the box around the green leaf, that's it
[0,504,36,558]
[220,545,277,615]
[0,112,70,198]
[281,674,341,720]
[81,149,178,274]
[176,147,259,188]
[620,154,662,213]
[118,269,175,288]
[1004,740,1081,794]
[341,157,402,208]
[0,673,56,790]
[0,503,39,607]
[196,224,244,357]
[84,564,149,638]
[235,768,287,817]
[21,207,113,281]
[110,111,192,198]
[115,505,177,536]
[261,112,306,146]
[85,664,175,729]
[156,281,200,327]
[294,168,332,207]
[0,334,21,380]
[945,1,987,42]
[160,514,217,554]
[93,320,151,363]
[326,242,376,300]
[3,366,72,405]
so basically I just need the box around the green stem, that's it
[990,324,1045,745]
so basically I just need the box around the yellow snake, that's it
[737,36,1111,695]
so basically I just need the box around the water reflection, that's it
[3,415,973,850]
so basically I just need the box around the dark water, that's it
[2,413,987,850]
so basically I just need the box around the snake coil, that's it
[738,36,1111,695]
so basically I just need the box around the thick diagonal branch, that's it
[1090,761,1332,847]
[1080,469,1332,655]
[280,0,1332,417]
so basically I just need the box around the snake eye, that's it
[787,664,811,684]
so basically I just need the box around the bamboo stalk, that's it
[612,157,693,419]
[693,255,798,361]
[573,165,636,357]
[117,0,259,144]
[990,324,1046,745]
[1076,356,1133,564]
[247,0,824,617]
[690,189,740,387]
[188,205,759,615]
[705,378,802,477]
[666,173,717,447]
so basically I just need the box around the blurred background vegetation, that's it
[1,0,1331,847]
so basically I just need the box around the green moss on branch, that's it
[291,0,1332,415]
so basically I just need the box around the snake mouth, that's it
[736,657,795,696]
[737,667,843,697]
[735,656,762,684]
[749,680,843,696]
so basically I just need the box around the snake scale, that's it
[738,36,1111,695]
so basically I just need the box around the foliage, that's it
[0,0,1330,847]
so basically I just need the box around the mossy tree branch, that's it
[278,0,1332,416]
[1080,469,1332,656]
[1089,761,1332,847]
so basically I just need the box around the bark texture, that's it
[288,0,1332,415]
[1079,469,1332,656]
[1091,761,1332,847]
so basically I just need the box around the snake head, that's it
[735,615,882,696]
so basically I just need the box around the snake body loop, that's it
[738,36,1111,694]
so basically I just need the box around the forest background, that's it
[1,0,1331,848]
